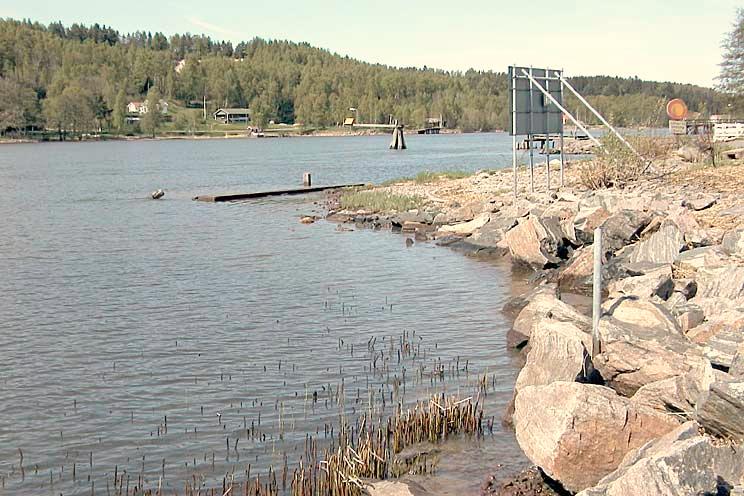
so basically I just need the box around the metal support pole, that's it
[520,69,602,147]
[545,74,551,191]
[558,73,643,160]
[559,74,565,187]
[592,227,603,358]
[528,68,535,193]
[511,67,518,197]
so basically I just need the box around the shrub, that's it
[578,134,653,189]
[339,190,425,212]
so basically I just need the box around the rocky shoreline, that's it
[322,146,744,495]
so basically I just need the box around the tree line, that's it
[0,17,737,138]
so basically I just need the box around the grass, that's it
[340,190,426,212]
[381,170,471,186]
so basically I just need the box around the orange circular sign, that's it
[666,99,688,120]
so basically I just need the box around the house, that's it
[127,101,147,114]
[126,100,169,115]
[213,108,251,124]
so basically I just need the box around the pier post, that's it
[303,172,312,187]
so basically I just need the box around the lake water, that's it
[0,133,529,495]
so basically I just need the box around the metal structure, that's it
[509,66,641,196]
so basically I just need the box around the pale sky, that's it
[2,0,740,87]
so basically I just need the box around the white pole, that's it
[592,227,602,357]
[558,73,643,160]
[545,72,551,191]
[512,66,518,197]
[520,69,602,147]
[528,67,535,193]
[559,72,565,187]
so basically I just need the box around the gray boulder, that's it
[631,358,715,418]
[574,206,611,245]
[594,317,708,396]
[629,219,685,264]
[723,228,744,256]
[604,297,682,335]
[508,292,591,349]
[504,215,565,269]
[607,264,674,300]
[732,343,744,378]
[674,245,729,272]
[501,283,558,320]
[599,210,653,253]
[578,421,744,496]
[688,310,744,369]
[694,264,744,300]
[684,195,718,211]
[514,321,597,394]
[696,378,744,442]
[514,382,679,493]
[557,245,593,292]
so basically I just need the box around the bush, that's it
[578,134,654,189]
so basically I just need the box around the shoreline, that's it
[321,140,744,495]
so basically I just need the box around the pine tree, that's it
[717,9,744,96]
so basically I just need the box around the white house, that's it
[127,100,169,115]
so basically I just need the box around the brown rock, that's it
[514,382,679,493]
[604,297,682,335]
[508,292,591,349]
[696,378,744,442]
[504,215,564,269]
[578,422,744,496]
[594,317,708,396]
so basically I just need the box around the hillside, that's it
[0,18,731,137]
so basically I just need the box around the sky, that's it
[1,0,740,87]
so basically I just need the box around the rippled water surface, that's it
[0,134,528,495]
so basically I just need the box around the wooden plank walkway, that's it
[193,183,365,202]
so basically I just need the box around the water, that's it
[0,133,528,495]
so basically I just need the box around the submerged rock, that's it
[514,382,679,493]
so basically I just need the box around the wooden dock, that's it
[193,183,365,202]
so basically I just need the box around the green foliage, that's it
[0,18,733,138]
[340,190,426,213]
[112,88,126,132]
[140,87,162,137]
[0,77,40,134]
[717,8,744,108]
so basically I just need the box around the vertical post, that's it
[528,67,535,193]
[559,70,565,187]
[303,172,312,187]
[545,73,551,191]
[511,66,518,197]
[592,227,603,357]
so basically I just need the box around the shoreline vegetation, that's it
[321,134,744,495]
[1,18,739,145]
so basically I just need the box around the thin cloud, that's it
[186,17,245,40]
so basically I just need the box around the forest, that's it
[0,18,735,138]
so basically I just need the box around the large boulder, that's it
[501,283,558,320]
[598,210,653,253]
[508,292,591,349]
[687,310,744,369]
[432,201,484,224]
[594,317,708,396]
[723,228,744,256]
[540,201,580,244]
[556,246,593,292]
[514,321,597,394]
[574,206,611,245]
[604,297,682,335]
[732,343,744,378]
[514,382,679,493]
[578,422,744,496]
[696,378,744,442]
[606,264,673,300]
[694,264,744,300]
[629,219,685,264]
[437,212,491,235]
[631,358,715,418]
[504,215,565,269]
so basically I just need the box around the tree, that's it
[717,8,744,98]
[0,77,40,134]
[43,84,96,139]
[140,87,162,137]
[112,88,127,133]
